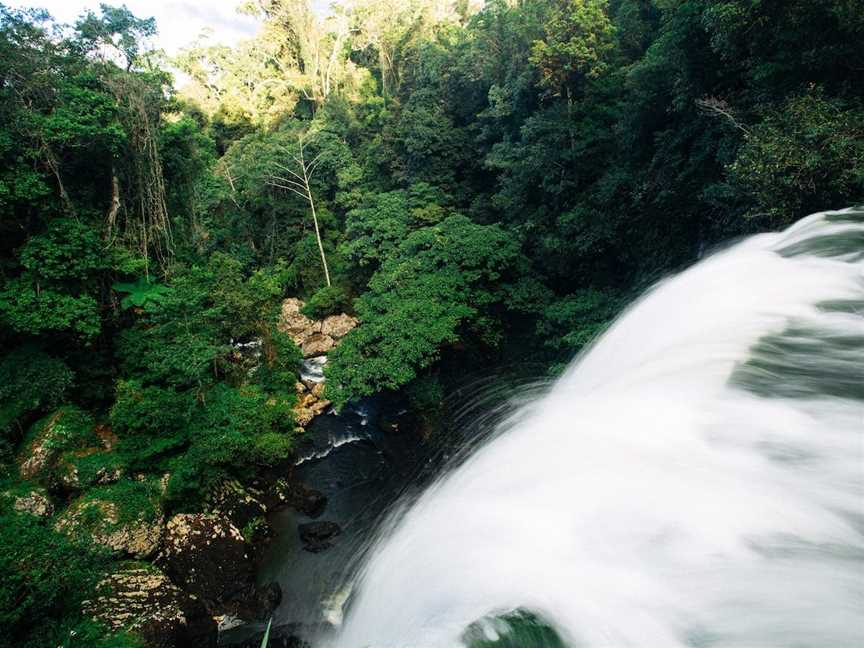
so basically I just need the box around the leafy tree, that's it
[730,92,864,224]
[75,3,157,71]
[327,215,526,406]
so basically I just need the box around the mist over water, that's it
[327,208,864,648]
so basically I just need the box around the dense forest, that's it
[0,0,862,646]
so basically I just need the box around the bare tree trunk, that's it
[265,136,332,288]
[305,179,331,287]
[106,168,121,227]
[300,144,331,287]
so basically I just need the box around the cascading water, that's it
[326,208,864,648]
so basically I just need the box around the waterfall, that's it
[324,208,864,647]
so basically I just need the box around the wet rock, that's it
[55,495,163,559]
[293,390,332,427]
[83,564,216,648]
[3,487,54,517]
[251,581,282,615]
[299,520,341,552]
[265,480,327,518]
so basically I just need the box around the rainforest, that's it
[0,1,862,647]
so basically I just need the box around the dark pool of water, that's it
[225,397,437,645]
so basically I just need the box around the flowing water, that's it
[324,208,864,647]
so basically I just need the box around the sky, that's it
[8,0,263,54]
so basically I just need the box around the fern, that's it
[112,278,172,311]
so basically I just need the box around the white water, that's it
[329,208,864,648]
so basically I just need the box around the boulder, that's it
[278,298,357,359]
[83,564,216,648]
[157,513,280,619]
[298,520,341,553]
[56,448,123,491]
[19,412,117,490]
[55,495,163,559]
[321,313,358,339]
[4,488,54,517]
[293,391,332,428]
[265,479,327,518]
[206,480,270,543]
[279,298,320,346]
[301,333,335,358]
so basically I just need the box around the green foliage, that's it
[327,215,526,407]
[75,479,162,531]
[24,407,99,457]
[110,381,192,467]
[1,1,863,638]
[255,326,303,393]
[301,285,351,319]
[538,289,623,359]
[112,277,173,311]
[0,509,114,648]
[0,348,73,439]
[75,4,157,71]
[530,0,617,95]
[165,384,295,505]
[0,282,101,339]
[20,218,109,281]
[260,618,273,648]
[117,255,289,388]
[730,93,864,224]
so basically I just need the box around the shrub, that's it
[0,508,118,648]
[301,285,351,319]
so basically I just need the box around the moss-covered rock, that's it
[1,485,55,517]
[17,407,100,484]
[54,479,164,559]
[55,423,124,490]
[83,562,216,648]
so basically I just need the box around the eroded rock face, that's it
[83,564,216,648]
[301,332,336,357]
[55,497,163,559]
[157,513,259,616]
